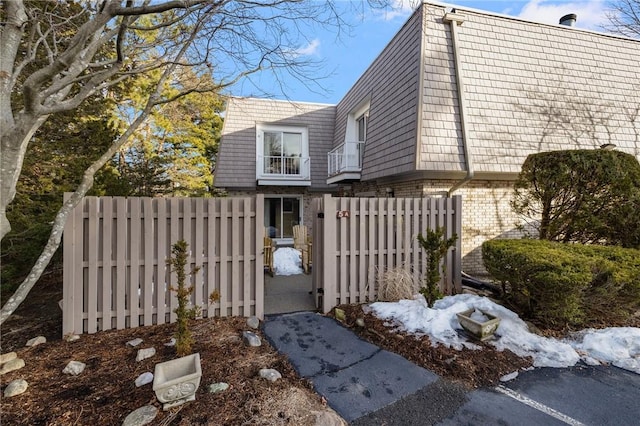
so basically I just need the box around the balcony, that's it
[257,155,311,186]
[327,141,364,184]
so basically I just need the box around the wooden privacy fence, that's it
[312,195,462,313]
[63,194,264,335]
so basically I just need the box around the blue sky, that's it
[230,0,614,104]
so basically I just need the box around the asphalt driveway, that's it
[263,312,640,425]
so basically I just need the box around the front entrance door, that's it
[264,196,302,242]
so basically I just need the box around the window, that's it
[345,99,370,143]
[264,196,302,240]
[356,111,368,142]
[257,124,310,185]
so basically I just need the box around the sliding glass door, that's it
[264,196,302,240]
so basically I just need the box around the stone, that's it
[242,331,261,347]
[247,316,260,329]
[334,308,345,322]
[208,382,230,393]
[500,371,519,382]
[135,372,154,387]
[0,358,25,375]
[313,410,347,426]
[259,368,282,382]
[64,334,80,342]
[127,338,143,347]
[26,336,46,347]
[136,347,156,361]
[3,379,28,397]
[355,318,365,327]
[63,360,86,376]
[122,405,158,426]
[164,338,176,347]
[0,352,17,364]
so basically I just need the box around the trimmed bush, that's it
[512,149,640,248]
[482,239,640,327]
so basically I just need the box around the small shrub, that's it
[482,239,640,327]
[417,227,458,307]
[376,266,420,302]
[167,240,200,357]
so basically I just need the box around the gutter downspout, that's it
[443,10,474,197]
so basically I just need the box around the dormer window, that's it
[356,110,368,143]
[327,99,369,183]
[256,124,311,186]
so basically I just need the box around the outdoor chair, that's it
[293,225,312,274]
[264,235,274,276]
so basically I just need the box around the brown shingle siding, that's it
[419,3,640,174]
[215,97,336,190]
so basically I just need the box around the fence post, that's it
[62,193,75,336]
[322,194,337,313]
[255,194,264,319]
[452,195,463,293]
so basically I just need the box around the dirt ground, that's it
[2,272,635,425]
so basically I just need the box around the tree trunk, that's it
[0,108,152,326]
[0,115,49,240]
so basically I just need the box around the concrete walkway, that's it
[262,311,438,422]
[263,311,640,425]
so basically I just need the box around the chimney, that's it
[559,13,577,26]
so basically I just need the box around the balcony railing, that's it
[258,155,310,181]
[328,141,364,177]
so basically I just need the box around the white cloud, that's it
[289,39,321,58]
[374,0,420,21]
[517,0,610,30]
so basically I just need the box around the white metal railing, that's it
[258,155,310,179]
[327,141,364,176]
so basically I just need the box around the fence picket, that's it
[101,197,113,331]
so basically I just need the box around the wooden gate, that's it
[312,195,462,313]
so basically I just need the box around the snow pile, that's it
[273,247,303,276]
[367,294,639,374]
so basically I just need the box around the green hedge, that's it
[482,239,640,327]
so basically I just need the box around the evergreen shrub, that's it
[482,239,640,327]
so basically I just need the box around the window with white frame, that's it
[256,124,310,184]
[344,100,369,170]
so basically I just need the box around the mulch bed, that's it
[328,304,534,389]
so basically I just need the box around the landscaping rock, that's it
[3,379,28,397]
[242,331,261,347]
[63,360,86,376]
[0,358,25,375]
[26,336,46,347]
[127,338,143,347]
[500,371,519,382]
[136,347,155,361]
[122,405,158,426]
[164,338,176,347]
[64,334,80,342]
[259,368,282,382]
[208,382,229,393]
[247,316,260,329]
[0,351,17,364]
[313,410,347,426]
[135,372,154,387]
[355,318,365,327]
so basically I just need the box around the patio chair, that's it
[293,225,312,274]
[264,235,274,277]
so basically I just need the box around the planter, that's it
[456,309,501,341]
[153,353,202,410]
